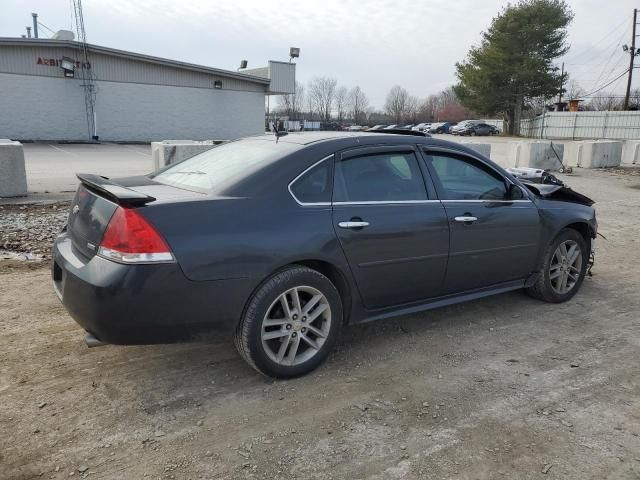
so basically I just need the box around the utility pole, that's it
[558,62,565,108]
[624,8,638,110]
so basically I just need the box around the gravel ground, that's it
[1,169,639,480]
[0,202,69,260]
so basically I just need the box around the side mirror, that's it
[506,183,524,200]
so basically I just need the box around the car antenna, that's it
[273,119,288,143]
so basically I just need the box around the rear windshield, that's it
[151,139,300,194]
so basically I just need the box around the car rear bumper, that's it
[52,233,254,344]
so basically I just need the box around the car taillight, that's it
[98,207,174,264]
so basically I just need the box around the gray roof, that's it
[249,131,433,145]
[0,37,270,85]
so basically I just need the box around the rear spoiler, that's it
[76,174,156,206]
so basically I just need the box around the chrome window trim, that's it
[333,200,441,205]
[441,199,533,203]
[288,154,334,206]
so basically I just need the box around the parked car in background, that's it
[411,123,431,132]
[449,120,480,135]
[347,125,365,131]
[53,131,597,378]
[428,122,452,134]
[487,124,501,135]
[321,122,342,131]
[451,121,497,136]
[367,125,387,131]
[383,124,398,130]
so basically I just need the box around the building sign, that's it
[36,57,91,69]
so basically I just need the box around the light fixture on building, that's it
[289,47,300,63]
[238,60,248,71]
[214,80,223,89]
[60,56,75,78]
[623,44,629,52]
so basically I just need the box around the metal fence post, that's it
[572,113,578,140]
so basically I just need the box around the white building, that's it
[0,37,295,142]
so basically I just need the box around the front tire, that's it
[234,266,343,378]
[526,228,588,303]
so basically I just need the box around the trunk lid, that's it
[67,183,119,259]
[67,174,203,260]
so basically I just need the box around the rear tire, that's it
[526,228,588,303]
[234,266,342,378]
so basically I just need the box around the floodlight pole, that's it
[623,8,638,110]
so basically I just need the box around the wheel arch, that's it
[291,259,353,325]
[242,259,354,328]
[562,221,595,244]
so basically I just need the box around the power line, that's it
[582,68,630,97]
[586,22,631,91]
[564,15,629,64]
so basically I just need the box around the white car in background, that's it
[411,123,431,132]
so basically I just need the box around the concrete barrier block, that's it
[459,142,491,159]
[151,140,228,170]
[564,140,622,168]
[622,141,640,165]
[0,140,28,197]
[515,141,565,170]
[498,141,564,170]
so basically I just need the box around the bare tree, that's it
[418,95,439,122]
[404,95,419,123]
[305,93,315,121]
[565,80,584,100]
[385,85,410,124]
[629,88,640,110]
[277,81,305,119]
[348,86,369,125]
[334,86,348,124]
[367,109,388,125]
[309,77,338,123]
[587,92,623,111]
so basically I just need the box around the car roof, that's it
[249,131,439,146]
[244,132,493,159]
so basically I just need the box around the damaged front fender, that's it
[521,181,595,207]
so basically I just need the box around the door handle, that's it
[454,216,478,223]
[338,221,370,229]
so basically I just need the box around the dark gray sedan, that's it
[52,132,597,378]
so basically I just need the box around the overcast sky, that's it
[1,0,636,107]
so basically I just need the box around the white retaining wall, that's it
[0,140,27,197]
[504,141,565,170]
[563,141,623,168]
[459,142,491,159]
[622,141,640,164]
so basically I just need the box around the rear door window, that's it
[334,151,428,202]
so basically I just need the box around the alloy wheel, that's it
[549,240,583,294]
[261,286,332,366]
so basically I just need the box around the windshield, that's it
[152,139,300,194]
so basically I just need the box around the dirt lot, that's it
[1,169,639,480]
